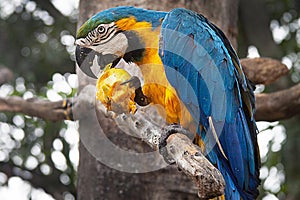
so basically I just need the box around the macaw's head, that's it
[75,6,166,70]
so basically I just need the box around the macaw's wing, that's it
[159,8,260,199]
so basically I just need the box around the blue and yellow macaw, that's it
[75,6,260,199]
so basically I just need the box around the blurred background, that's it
[0,0,299,199]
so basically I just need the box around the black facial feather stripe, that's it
[91,31,119,46]
[100,27,115,41]
[86,23,117,45]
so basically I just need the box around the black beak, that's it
[75,46,97,79]
[75,45,92,67]
[75,45,119,79]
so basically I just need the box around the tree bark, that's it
[255,83,300,121]
[76,1,239,199]
[241,58,289,85]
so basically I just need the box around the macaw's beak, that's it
[75,45,92,67]
[75,45,118,79]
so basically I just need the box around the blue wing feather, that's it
[159,8,260,199]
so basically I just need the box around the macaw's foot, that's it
[159,124,194,164]
[62,99,74,120]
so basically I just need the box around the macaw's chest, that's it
[136,53,196,133]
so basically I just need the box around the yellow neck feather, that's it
[116,17,195,130]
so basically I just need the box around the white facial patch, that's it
[90,33,128,57]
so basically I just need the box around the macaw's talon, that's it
[62,99,73,109]
[62,99,74,120]
[159,124,194,164]
[120,76,141,88]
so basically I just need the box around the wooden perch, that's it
[241,57,289,85]
[166,134,226,199]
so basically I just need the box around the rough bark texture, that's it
[255,83,300,121]
[76,0,238,199]
[76,87,199,199]
[165,134,225,199]
[94,100,225,198]
[0,96,73,121]
[0,1,297,199]
[241,57,289,85]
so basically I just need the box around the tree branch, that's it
[255,82,300,121]
[0,96,73,121]
[165,134,226,199]
[0,56,297,198]
[241,57,289,85]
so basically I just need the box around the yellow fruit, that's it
[96,68,137,114]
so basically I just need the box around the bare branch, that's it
[166,134,225,199]
[241,57,289,85]
[0,96,73,121]
[255,82,300,121]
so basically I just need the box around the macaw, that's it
[75,6,260,200]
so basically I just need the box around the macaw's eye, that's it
[97,25,106,34]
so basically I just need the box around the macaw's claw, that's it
[62,99,74,120]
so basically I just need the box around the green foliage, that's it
[0,0,78,199]
[0,73,78,198]
[0,0,77,86]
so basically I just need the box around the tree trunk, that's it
[76,0,238,199]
